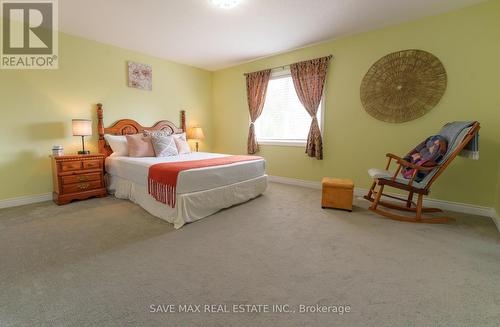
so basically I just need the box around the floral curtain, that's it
[245,69,271,154]
[290,55,332,159]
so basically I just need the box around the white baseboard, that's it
[0,193,52,209]
[1,179,498,231]
[491,209,500,231]
[268,175,497,221]
[268,175,322,190]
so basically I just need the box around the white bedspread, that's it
[105,152,266,194]
[107,174,267,229]
[105,152,267,228]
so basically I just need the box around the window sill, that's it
[257,140,306,147]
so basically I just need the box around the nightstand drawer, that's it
[61,161,82,172]
[62,173,101,185]
[83,160,101,170]
[62,180,102,194]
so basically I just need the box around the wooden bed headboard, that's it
[97,103,186,157]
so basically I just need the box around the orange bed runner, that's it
[148,155,263,207]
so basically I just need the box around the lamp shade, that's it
[187,126,205,140]
[72,119,92,136]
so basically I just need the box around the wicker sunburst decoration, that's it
[360,49,447,123]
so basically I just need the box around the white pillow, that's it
[174,136,191,154]
[104,134,128,156]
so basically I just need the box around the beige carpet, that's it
[0,182,499,327]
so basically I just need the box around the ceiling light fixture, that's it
[209,0,241,9]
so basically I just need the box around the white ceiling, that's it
[58,0,485,71]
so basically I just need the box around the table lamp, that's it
[187,126,205,152]
[72,119,92,155]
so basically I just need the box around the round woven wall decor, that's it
[360,49,447,123]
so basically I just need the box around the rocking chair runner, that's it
[364,121,480,223]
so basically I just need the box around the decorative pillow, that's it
[172,132,186,141]
[402,135,448,182]
[144,129,172,138]
[151,135,179,157]
[174,135,191,154]
[126,134,155,157]
[104,134,128,156]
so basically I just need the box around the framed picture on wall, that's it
[128,61,152,91]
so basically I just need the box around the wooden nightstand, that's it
[51,154,107,205]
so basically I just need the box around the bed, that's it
[97,104,267,228]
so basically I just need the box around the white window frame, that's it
[255,68,325,147]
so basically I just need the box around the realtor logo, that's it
[1,0,58,69]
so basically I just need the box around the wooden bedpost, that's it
[180,110,186,132]
[97,103,105,154]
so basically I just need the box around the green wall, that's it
[1,1,500,208]
[212,0,500,207]
[0,32,212,200]
[495,166,500,214]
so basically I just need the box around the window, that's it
[254,69,323,146]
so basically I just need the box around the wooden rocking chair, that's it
[364,122,480,223]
